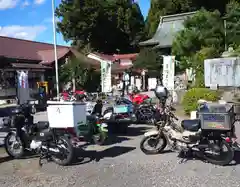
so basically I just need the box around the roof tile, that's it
[0,36,68,61]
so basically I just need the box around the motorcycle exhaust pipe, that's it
[197,144,221,152]
[41,145,60,153]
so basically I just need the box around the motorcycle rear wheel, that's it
[140,134,167,155]
[51,136,74,166]
[201,139,234,166]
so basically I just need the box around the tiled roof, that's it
[0,36,99,68]
[38,48,70,64]
[90,52,138,61]
[139,12,196,48]
[113,53,138,60]
[0,36,69,61]
[92,52,114,61]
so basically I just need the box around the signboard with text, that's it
[162,56,175,90]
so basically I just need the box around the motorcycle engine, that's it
[30,140,42,150]
[165,125,201,150]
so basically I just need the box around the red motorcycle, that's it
[60,90,86,101]
[128,93,150,105]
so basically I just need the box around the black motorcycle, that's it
[3,103,73,166]
[114,97,157,124]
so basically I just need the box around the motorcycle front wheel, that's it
[140,134,167,155]
[93,132,107,145]
[201,139,234,166]
[51,136,74,166]
[4,132,25,159]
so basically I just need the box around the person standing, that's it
[122,71,130,97]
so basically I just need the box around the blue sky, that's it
[0,0,150,46]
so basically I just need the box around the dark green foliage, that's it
[172,9,224,70]
[145,0,194,38]
[225,0,240,48]
[59,57,100,92]
[145,0,230,39]
[133,48,163,74]
[55,0,145,54]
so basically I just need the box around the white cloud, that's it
[43,17,61,24]
[34,0,46,5]
[0,0,19,10]
[0,25,47,40]
[21,0,30,8]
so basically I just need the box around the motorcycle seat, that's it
[87,115,101,122]
[37,121,49,130]
[181,119,201,132]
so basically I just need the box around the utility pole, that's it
[52,0,60,100]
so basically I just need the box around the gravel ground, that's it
[1,112,240,187]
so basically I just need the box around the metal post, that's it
[52,0,59,100]
[224,19,227,51]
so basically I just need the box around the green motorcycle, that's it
[77,116,108,145]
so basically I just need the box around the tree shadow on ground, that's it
[104,135,131,146]
[176,150,240,166]
[0,155,12,164]
[124,125,152,136]
[71,145,136,165]
[0,150,41,165]
[110,125,152,137]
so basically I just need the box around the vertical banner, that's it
[162,56,175,90]
[17,70,30,104]
[100,61,111,93]
[17,70,29,88]
[100,61,106,92]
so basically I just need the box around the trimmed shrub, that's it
[182,88,220,114]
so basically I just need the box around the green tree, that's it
[133,48,163,74]
[225,0,240,48]
[145,0,229,38]
[55,0,145,54]
[172,9,224,70]
[59,57,97,91]
[145,0,193,38]
[190,47,219,87]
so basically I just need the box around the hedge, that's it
[182,88,220,114]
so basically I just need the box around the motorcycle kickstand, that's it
[178,149,192,164]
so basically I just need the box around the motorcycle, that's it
[134,102,157,124]
[140,104,234,166]
[127,86,150,105]
[128,93,150,105]
[60,91,77,101]
[103,97,133,120]
[84,115,108,145]
[3,103,74,166]
[60,90,87,102]
[73,100,108,145]
[113,97,156,124]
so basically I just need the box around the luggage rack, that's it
[231,103,240,121]
[197,103,237,131]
